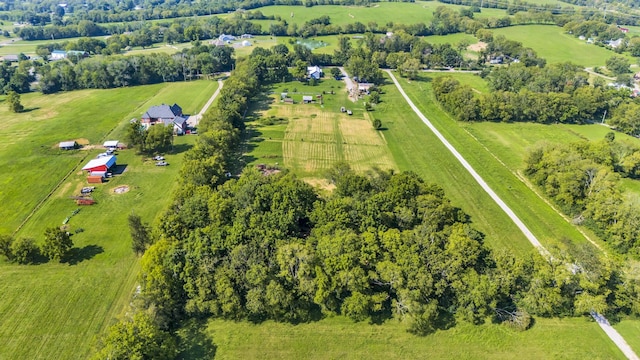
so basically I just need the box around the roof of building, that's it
[82,155,116,170]
[307,66,322,73]
[142,103,182,119]
[103,140,119,147]
[59,140,77,148]
[2,55,19,62]
[174,116,187,126]
[303,95,313,101]
[52,50,66,54]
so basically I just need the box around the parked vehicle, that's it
[153,155,165,161]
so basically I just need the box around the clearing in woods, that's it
[245,79,397,178]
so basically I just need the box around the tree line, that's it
[432,62,628,124]
[525,136,640,254]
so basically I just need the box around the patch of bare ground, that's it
[304,177,336,192]
[467,41,487,52]
[112,185,130,194]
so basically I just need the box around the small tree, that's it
[0,234,14,261]
[330,67,342,79]
[373,119,382,130]
[7,91,24,113]
[129,213,151,255]
[145,125,173,153]
[369,91,380,104]
[42,227,73,262]
[11,237,39,264]
[126,119,147,152]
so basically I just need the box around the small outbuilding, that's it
[103,140,119,149]
[59,140,78,150]
[302,96,313,104]
[82,155,116,173]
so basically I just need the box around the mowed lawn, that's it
[614,319,640,355]
[491,25,629,67]
[0,80,217,234]
[245,78,397,179]
[205,316,624,359]
[0,80,217,359]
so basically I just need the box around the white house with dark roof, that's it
[219,34,236,42]
[141,103,187,134]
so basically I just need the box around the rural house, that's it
[50,50,67,60]
[82,155,116,173]
[307,66,323,80]
[59,140,78,150]
[141,103,188,135]
[219,34,236,42]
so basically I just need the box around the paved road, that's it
[187,77,225,128]
[386,69,639,360]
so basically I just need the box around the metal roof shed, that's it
[82,155,116,172]
[59,141,77,150]
[103,140,119,148]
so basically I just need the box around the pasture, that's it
[245,77,396,179]
[383,72,596,253]
[205,316,624,359]
[490,25,630,67]
[253,2,509,28]
[0,80,217,359]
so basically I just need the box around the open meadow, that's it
[0,79,218,359]
[391,73,605,252]
[204,315,624,359]
[490,25,631,67]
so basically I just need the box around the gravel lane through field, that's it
[386,69,639,360]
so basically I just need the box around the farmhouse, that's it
[307,66,322,80]
[50,50,67,60]
[141,103,188,134]
[59,140,78,150]
[82,155,116,173]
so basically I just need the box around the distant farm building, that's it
[302,95,313,104]
[358,83,374,94]
[307,66,323,80]
[218,34,236,42]
[1,55,19,63]
[103,140,119,149]
[50,50,67,60]
[82,155,116,173]
[59,140,78,150]
[618,26,629,33]
[141,103,187,135]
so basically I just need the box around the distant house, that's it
[607,38,625,49]
[578,35,586,40]
[240,34,254,39]
[219,34,236,42]
[141,103,187,135]
[618,26,630,34]
[302,95,313,104]
[307,66,322,80]
[82,155,116,173]
[50,50,67,60]
[59,140,78,150]
[587,38,595,44]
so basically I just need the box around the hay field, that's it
[281,105,396,175]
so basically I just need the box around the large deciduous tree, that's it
[42,227,73,262]
[7,91,23,113]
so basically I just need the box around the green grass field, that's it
[0,80,218,359]
[614,319,640,355]
[387,72,600,253]
[205,316,624,359]
[245,77,396,180]
[0,80,217,234]
[491,25,630,67]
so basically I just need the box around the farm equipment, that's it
[70,196,96,205]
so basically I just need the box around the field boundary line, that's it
[386,69,638,360]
